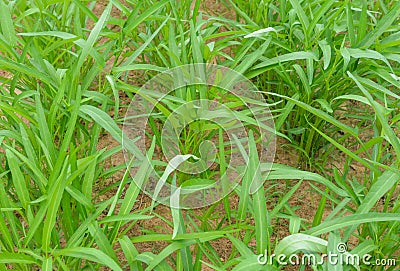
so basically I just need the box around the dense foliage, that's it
[0,0,399,270]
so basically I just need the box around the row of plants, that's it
[0,0,398,270]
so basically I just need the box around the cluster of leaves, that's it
[232,0,400,169]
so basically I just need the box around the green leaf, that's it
[251,52,317,76]
[88,222,118,262]
[345,48,392,71]
[289,216,301,234]
[0,252,37,264]
[35,95,57,164]
[327,232,343,271]
[54,247,122,271]
[315,98,333,114]
[232,255,270,271]
[344,169,399,240]
[145,240,196,271]
[135,252,173,271]
[171,183,182,239]
[348,72,400,162]
[226,234,254,257]
[117,17,169,72]
[289,0,309,29]
[119,236,142,271]
[264,92,358,138]
[0,1,17,46]
[0,57,53,85]
[346,1,355,47]
[41,257,52,271]
[264,163,346,197]
[357,1,400,48]
[6,150,30,210]
[130,230,229,243]
[235,38,271,75]
[248,130,269,254]
[350,240,377,256]
[152,154,198,207]
[318,39,331,70]
[113,64,167,73]
[74,2,112,72]
[18,30,77,39]
[42,158,69,252]
[308,121,379,174]
[275,233,327,256]
[80,105,122,143]
[100,214,153,224]
[307,0,336,39]
[307,213,400,236]
[123,0,169,34]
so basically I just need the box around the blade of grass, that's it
[0,1,17,46]
[307,213,400,236]
[247,130,269,254]
[5,150,31,211]
[54,247,122,271]
[119,236,142,271]
[348,72,400,165]
[357,1,400,48]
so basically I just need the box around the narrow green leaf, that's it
[152,154,198,207]
[270,180,303,217]
[119,236,142,271]
[113,64,167,73]
[344,169,399,240]
[55,247,122,271]
[75,2,111,72]
[41,257,52,271]
[6,150,30,210]
[88,222,118,262]
[289,216,301,234]
[232,255,271,271]
[248,130,268,254]
[42,158,69,252]
[318,40,331,70]
[346,1,355,47]
[264,163,346,197]
[327,232,343,271]
[171,182,182,239]
[130,230,230,243]
[80,105,122,142]
[226,234,254,257]
[135,252,173,271]
[307,213,400,236]
[100,214,153,223]
[289,0,309,29]
[117,17,169,73]
[349,72,400,160]
[145,240,195,271]
[275,233,327,256]
[357,2,400,48]
[35,95,56,164]
[0,1,17,46]
[252,52,317,71]
[0,252,37,264]
[123,0,168,34]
